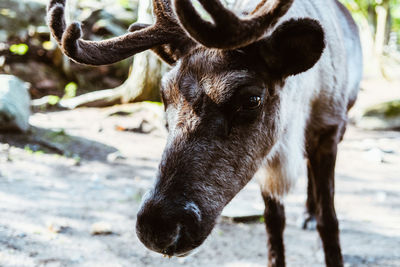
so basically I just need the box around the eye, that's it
[242,95,262,110]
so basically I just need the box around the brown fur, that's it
[48,0,362,266]
[263,194,286,267]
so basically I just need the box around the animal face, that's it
[135,17,326,255]
[47,0,325,258]
[136,48,281,256]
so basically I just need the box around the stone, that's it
[90,221,113,235]
[46,221,70,234]
[106,151,127,163]
[0,75,31,132]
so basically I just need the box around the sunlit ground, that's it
[0,77,399,267]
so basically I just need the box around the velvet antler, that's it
[47,0,188,65]
[173,0,294,49]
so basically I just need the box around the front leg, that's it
[308,125,344,267]
[262,193,286,267]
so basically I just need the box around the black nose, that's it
[136,196,202,256]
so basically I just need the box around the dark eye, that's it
[242,95,262,110]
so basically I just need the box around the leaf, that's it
[42,41,55,50]
[9,44,29,55]
[64,82,78,99]
[47,95,60,105]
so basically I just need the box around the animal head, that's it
[47,0,325,257]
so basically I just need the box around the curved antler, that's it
[47,0,188,65]
[173,0,294,49]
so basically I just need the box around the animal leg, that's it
[308,125,344,267]
[300,160,317,230]
[262,193,286,267]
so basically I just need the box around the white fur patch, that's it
[257,73,313,198]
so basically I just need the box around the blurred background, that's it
[0,0,399,266]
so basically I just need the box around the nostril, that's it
[184,201,202,222]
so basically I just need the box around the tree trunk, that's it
[375,0,390,55]
[357,8,381,79]
[58,0,164,109]
[121,0,162,103]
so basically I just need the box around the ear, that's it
[257,18,325,78]
[151,42,194,65]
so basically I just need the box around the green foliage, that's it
[44,129,70,145]
[47,95,60,105]
[24,145,44,155]
[392,3,400,32]
[42,41,55,51]
[9,43,28,55]
[364,99,400,118]
[0,8,16,18]
[143,101,163,106]
[48,129,66,138]
[24,145,33,153]
[64,82,78,99]
[341,0,400,45]
[118,0,130,9]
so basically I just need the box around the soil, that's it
[0,100,399,267]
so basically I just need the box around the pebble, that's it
[46,221,70,234]
[107,151,127,163]
[16,233,27,238]
[90,222,113,235]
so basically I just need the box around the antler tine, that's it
[47,0,185,65]
[47,0,67,45]
[173,0,294,49]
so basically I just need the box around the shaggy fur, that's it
[47,0,362,266]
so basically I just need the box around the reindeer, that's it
[47,0,362,266]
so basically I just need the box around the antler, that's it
[47,0,188,65]
[173,0,294,49]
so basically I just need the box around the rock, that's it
[8,62,67,98]
[377,138,397,154]
[90,221,113,235]
[117,119,157,134]
[106,151,127,163]
[356,100,400,130]
[46,221,70,234]
[0,75,31,132]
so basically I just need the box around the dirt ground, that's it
[0,91,400,266]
